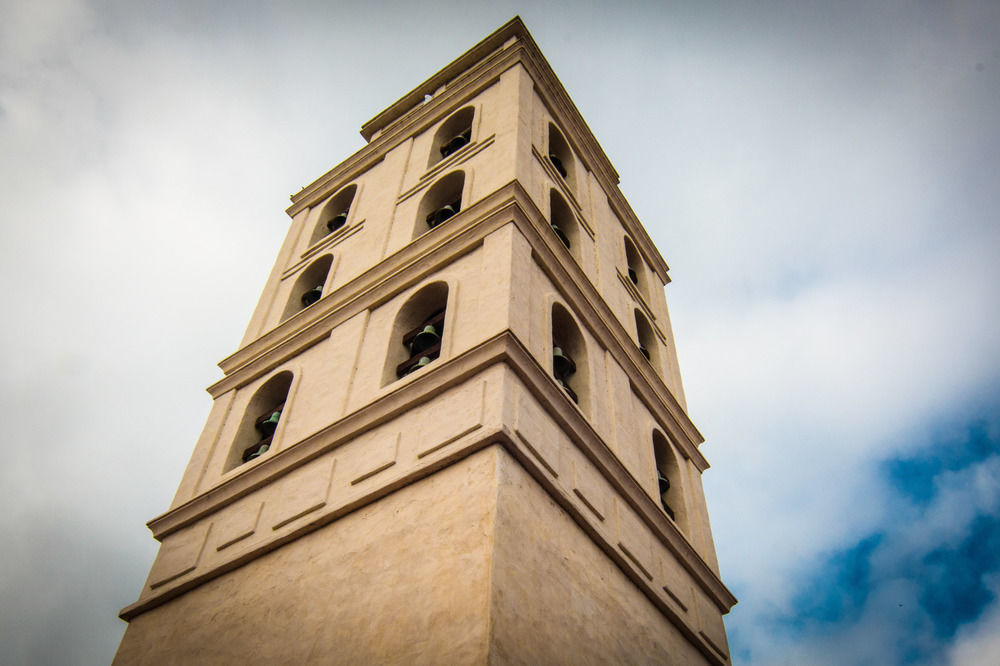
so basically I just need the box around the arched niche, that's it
[549,189,581,261]
[382,281,449,386]
[551,302,589,414]
[225,371,293,472]
[428,106,474,169]
[624,236,648,295]
[281,254,333,322]
[653,429,688,533]
[547,123,576,191]
[309,185,357,247]
[634,309,660,373]
[415,171,464,237]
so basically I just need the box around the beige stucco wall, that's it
[489,447,708,665]
[115,448,499,665]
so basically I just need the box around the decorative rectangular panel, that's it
[148,522,211,589]
[271,457,336,530]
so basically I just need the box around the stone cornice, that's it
[145,330,735,619]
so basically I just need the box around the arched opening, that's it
[551,302,588,412]
[624,236,646,295]
[547,123,576,191]
[415,171,464,237]
[226,371,293,471]
[549,189,580,260]
[653,430,687,531]
[309,185,357,246]
[634,310,659,371]
[428,106,474,168]
[281,255,333,322]
[383,281,449,385]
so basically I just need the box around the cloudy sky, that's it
[2,1,998,664]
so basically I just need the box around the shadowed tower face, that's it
[114,17,736,665]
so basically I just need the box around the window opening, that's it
[551,303,587,410]
[242,402,284,464]
[310,185,357,246]
[549,190,579,254]
[624,236,645,292]
[282,255,333,321]
[635,310,657,368]
[428,107,474,169]
[416,171,465,237]
[396,309,445,378]
[653,431,686,530]
[547,123,575,188]
[226,371,293,472]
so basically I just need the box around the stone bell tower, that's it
[114,17,736,665]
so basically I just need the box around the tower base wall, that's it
[113,449,498,665]
[488,447,708,665]
[115,444,717,664]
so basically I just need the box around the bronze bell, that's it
[639,345,650,361]
[447,134,468,154]
[246,442,270,462]
[552,346,575,377]
[628,268,638,285]
[658,470,671,495]
[550,223,571,250]
[556,377,578,404]
[410,324,441,354]
[327,211,348,233]
[433,204,456,226]
[549,154,567,178]
[301,285,323,307]
[407,355,433,375]
[257,409,282,436]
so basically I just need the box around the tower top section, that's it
[287,17,668,283]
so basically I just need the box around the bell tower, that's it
[115,17,736,665]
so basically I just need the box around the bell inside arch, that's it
[301,285,324,307]
[549,154,567,179]
[326,211,348,233]
[407,355,433,375]
[657,470,671,496]
[410,324,441,354]
[256,409,282,437]
[441,133,469,158]
[628,268,638,285]
[552,346,576,378]
[433,204,456,226]
[244,442,270,463]
[550,223,571,250]
[639,345,650,361]
[556,377,578,404]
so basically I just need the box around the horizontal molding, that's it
[397,134,497,205]
[294,220,366,268]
